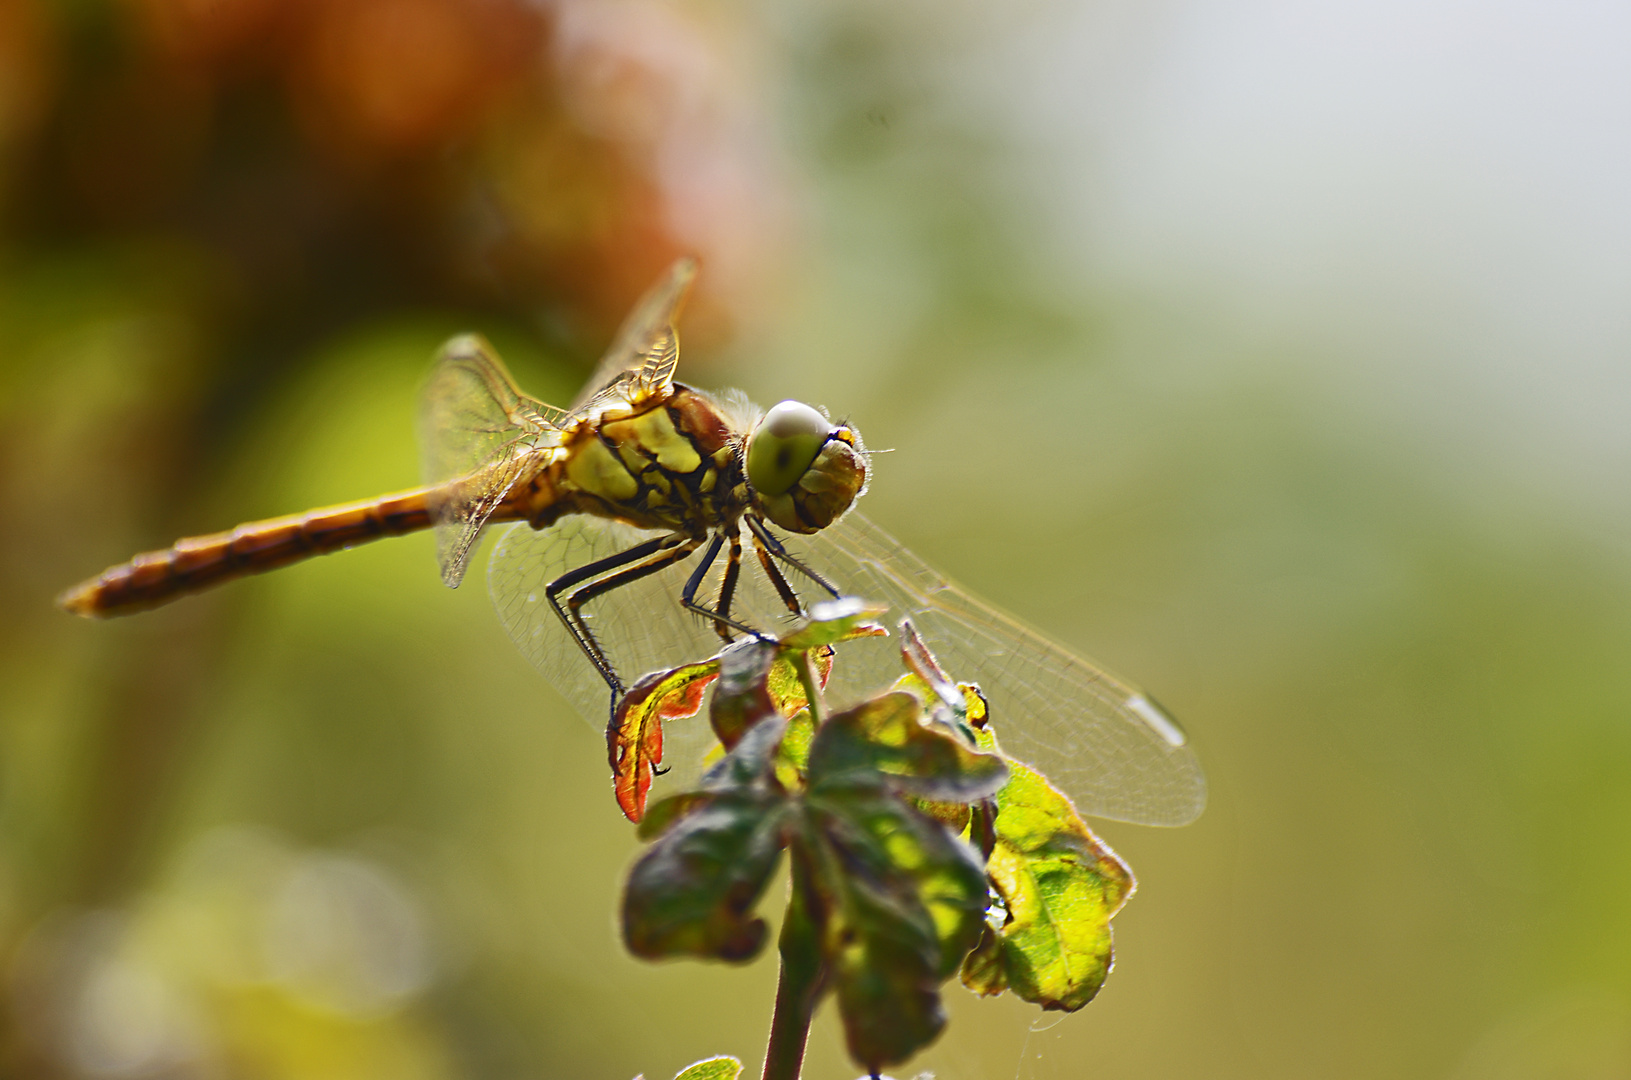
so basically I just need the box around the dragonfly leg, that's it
[680,533,726,634]
[678,533,740,644]
[680,527,770,642]
[715,528,744,637]
[745,515,841,599]
[749,527,801,616]
[545,533,690,695]
[562,535,708,692]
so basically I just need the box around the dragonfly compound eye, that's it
[747,400,832,497]
[748,401,868,534]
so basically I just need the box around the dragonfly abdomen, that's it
[58,488,438,617]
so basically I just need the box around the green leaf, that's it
[636,791,715,842]
[777,597,889,651]
[672,1056,742,1080]
[610,660,720,822]
[807,691,1008,803]
[620,615,1032,1073]
[961,724,1136,1012]
[795,774,990,1070]
[623,784,789,963]
[609,599,878,822]
[699,708,791,793]
[624,713,791,963]
[766,644,834,716]
[773,707,815,789]
[765,647,835,788]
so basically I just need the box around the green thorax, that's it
[550,385,750,535]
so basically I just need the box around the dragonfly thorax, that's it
[529,385,753,537]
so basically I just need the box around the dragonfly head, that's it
[745,400,868,534]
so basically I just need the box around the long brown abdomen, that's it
[58,488,439,618]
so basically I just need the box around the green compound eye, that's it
[746,400,833,497]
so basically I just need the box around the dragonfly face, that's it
[58,255,1205,828]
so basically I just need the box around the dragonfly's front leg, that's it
[744,515,841,618]
[545,532,699,701]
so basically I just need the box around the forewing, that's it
[419,334,568,587]
[569,257,697,412]
[796,514,1208,827]
[485,504,1205,826]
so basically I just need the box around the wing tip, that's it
[1125,693,1187,748]
[437,331,493,359]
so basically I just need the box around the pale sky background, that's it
[990,0,1631,525]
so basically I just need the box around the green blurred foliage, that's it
[3,0,1630,1078]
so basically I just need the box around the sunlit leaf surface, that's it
[806,691,1007,804]
[961,713,1136,1012]
[671,1056,742,1080]
[611,661,719,822]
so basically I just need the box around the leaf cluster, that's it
[611,600,1135,1076]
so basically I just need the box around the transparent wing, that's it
[799,514,1208,827]
[419,334,569,587]
[487,508,1206,827]
[568,257,697,413]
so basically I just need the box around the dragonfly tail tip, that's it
[56,578,103,618]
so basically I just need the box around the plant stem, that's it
[762,853,826,1080]
[796,649,826,727]
[761,957,818,1080]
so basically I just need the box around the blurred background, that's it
[3,0,1629,1077]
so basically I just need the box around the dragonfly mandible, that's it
[58,258,1205,827]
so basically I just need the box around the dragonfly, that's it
[58,258,1205,827]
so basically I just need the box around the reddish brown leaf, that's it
[610,661,719,822]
